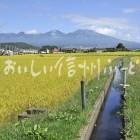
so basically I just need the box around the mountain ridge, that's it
[0,29,139,49]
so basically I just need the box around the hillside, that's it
[0,42,37,49]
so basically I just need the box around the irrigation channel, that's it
[90,61,124,140]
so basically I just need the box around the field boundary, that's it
[79,72,114,140]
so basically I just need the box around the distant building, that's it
[3,50,14,56]
[19,49,38,54]
[0,49,5,56]
[52,48,60,53]
[40,51,47,54]
[105,48,116,52]
[39,49,50,54]
[46,49,50,54]
[95,48,106,53]
[61,48,77,53]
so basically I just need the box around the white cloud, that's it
[64,15,130,30]
[123,8,140,14]
[25,29,39,34]
[95,28,116,36]
[64,15,140,42]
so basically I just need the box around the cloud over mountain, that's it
[64,15,140,43]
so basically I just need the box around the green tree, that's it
[40,45,58,53]
[116,43,128,51]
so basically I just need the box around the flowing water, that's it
[90,63,123,140]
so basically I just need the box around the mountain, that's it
[0,29,139,49]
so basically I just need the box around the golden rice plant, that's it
[0,53,118,124]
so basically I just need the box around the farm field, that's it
[0,66,111,140]
[0,52,140,140]
[0,53,119,124]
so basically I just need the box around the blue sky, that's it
[0,0,140,42]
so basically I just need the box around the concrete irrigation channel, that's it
[80,61,124,140]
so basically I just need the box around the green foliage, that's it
[125,59,140,140]
[24,124,48,140]
[116,43,128,51]
[0,42,37,49]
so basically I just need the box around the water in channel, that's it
[90,62,124,140]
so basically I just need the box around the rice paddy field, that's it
[0,53,119,124]
[0,52,140,140]
[1,52,140,140]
